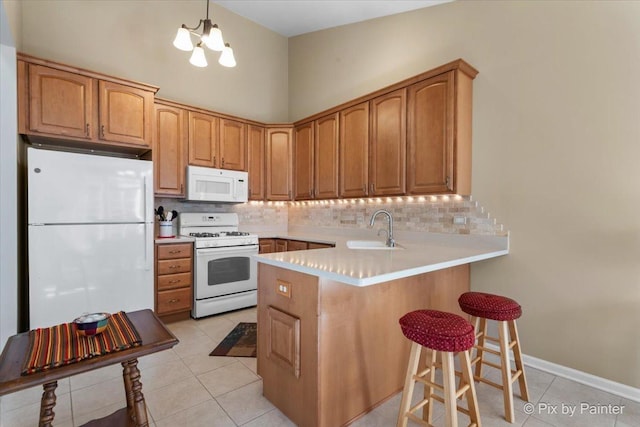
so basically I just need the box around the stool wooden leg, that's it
[423,348,437,424]
[442,352,458,427]
[474,317,487,379]
[397,341,422,427]
[509,320,530,402]
[498,321,515,423]
[39,381,57,427]
[459,350,481,427]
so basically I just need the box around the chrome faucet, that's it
[369,209,395,247]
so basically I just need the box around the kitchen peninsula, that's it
[254,231,508,427]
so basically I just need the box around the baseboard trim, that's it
[484,343,640,403]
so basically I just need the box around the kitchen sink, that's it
[346,240,403,250]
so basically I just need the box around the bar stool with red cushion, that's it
[458,292,530,423]
[397,309,481,427]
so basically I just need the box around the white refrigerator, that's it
[27,147,154,329]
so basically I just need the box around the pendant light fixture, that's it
[173,0,236,68]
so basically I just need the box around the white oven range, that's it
[179,213,258,318]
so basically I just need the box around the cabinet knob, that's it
[168,299,179,304]
[222,158,225,167]
[168,250,182,254]
[85,123,90,136]
[168,279,181,284]
[213,156,216,167]
[100,125,105,138]
[168,265,179,269]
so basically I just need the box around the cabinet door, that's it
[98,80,153,147]
[188,111,219,167]
[154,103,186,196]
[266,128,293,201]
[275,239,288,252]
[294,122,314,200]
[248,125,266,200]
[370,88,406,196]
[314,113,339,199]
[308,242,334,249]
[340,102,369,198]
[287,240,309,252]
[28,64,93,139]
[407,72,455,194]
[220,118,247,171]
[259,238,275,254]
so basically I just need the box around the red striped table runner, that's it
[22,311,142,375]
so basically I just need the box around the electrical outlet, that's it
[453,215,467,225]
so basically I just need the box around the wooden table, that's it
[0,309,178,427]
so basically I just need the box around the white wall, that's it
[19,0,289,122]
[288,1,640,388]
[0,0,18,348]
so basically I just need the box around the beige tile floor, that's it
[1,307,638,427]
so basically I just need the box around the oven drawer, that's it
[157,288,192,314]
[157,243,193,260]
[157,272,192,291]
[158,258,192,275]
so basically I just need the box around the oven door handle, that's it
[196,245,259,256]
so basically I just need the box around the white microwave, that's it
[186,166,248,203]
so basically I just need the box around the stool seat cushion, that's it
[458,292,522,321]
[399,310,475,352]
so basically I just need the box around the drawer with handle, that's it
[157,272,192,291]
[157,258,191,275]
[157,243,193,260]
[157,288,191,314]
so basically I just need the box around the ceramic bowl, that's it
[73,312,110,336]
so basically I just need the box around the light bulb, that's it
[173,27,193,51]
[218,43,236,67]
[189,44,207,67]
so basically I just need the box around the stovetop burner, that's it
[189,232,220,238]
[223,231,251,237]
[188,231,252,239]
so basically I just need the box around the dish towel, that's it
[22,311,142,375]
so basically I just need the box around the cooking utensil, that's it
[157,206,165,220]
[166,211,173,221]
[171,210,178,221]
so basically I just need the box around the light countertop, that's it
[154,236,195,244]
[254,228,508,286]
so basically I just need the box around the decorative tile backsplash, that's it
[154,195,506,236]
[287,196,506,235]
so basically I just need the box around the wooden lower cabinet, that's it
[286,240,308,252]
[257,263,470,427]
[259,238,334,254]
[275,239,288,252]
[307,242,333,250]
[155,242,193,320]
[259,238,276,254]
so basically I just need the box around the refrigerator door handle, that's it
[145,223,153,271]
[143,175,149,221]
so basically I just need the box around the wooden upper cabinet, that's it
[219,118,247,171]
[154,102,186,197]
[188,111,219,168]
[18,55,158,152]
[369,88,407,196]
[248,125,266,200]
[339,102,369,198]
[314,113,339,199]
[407,72,454,194]
[266,127,293,201]
[27,64,94,139]
[294,122,314,200]
[98,80,153,147]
